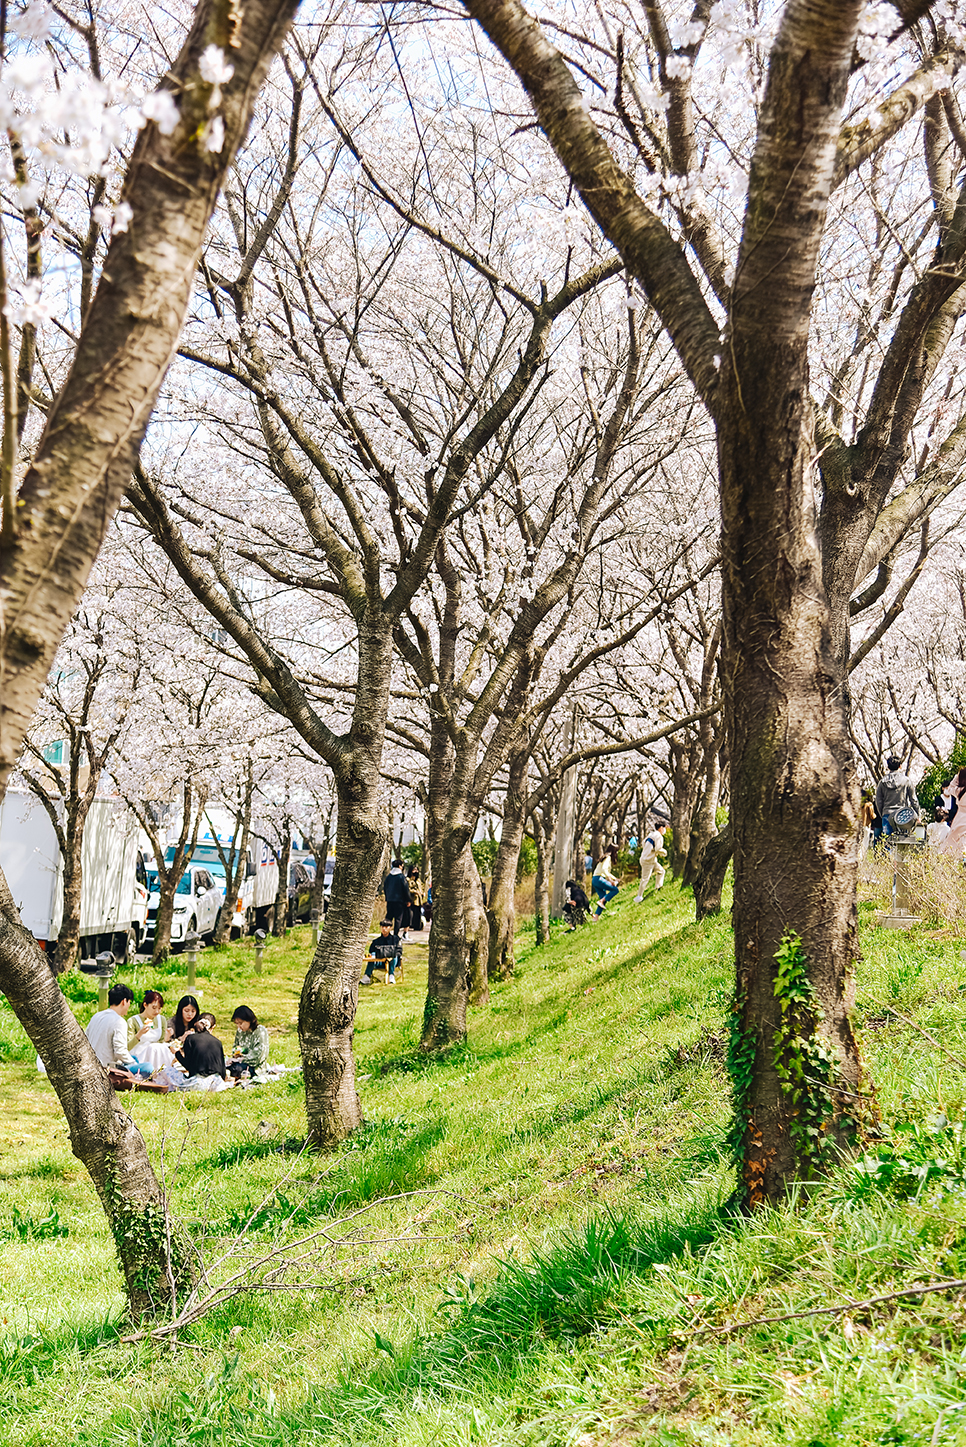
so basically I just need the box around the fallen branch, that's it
[709,1276,966,1335]
[119,1186,473,1345]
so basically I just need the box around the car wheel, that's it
[204,909,221,945]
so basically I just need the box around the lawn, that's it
[2,881,966,1445]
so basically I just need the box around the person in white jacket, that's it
[85,984,154,1077]
[635,826,668,902]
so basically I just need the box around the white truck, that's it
[178,810,280,936]
[0,787,149,961]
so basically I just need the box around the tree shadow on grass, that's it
[204,1115,449,1237]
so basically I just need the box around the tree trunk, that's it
[588,816,604,873]
[152,888,177,965]
[273,831,291,937]
[693,821,733,921]
[683,748,722,888]
[298,622,397,1146]
[298,795,381,1146]
[466,850,490,1007]
[534,824,551,945]
[0,867,189,1316]
[485,751,528,980]
[668,742,700,879]
[58,838,84,971]
[717,4,866,1205]
[422,827,476,1049]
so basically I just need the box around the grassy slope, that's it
[2,885,966,1445]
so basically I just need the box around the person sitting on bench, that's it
[360,919,400,985]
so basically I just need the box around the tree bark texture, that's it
[0,867,187,1316]
[298,619,395,1143]
[0,0,300,799]
[718,3,866,1202]
[693,820,732,921]
[485,749,529,980]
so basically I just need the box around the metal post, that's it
[184,930,199,989]
[310,909,321,947]
[95,951,114,1011]
[254,928,267,974]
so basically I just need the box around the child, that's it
[564,879,590,931]
[360,919,400,985]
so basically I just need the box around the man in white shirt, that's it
[85,984,154,1077]
[635,826,668,902]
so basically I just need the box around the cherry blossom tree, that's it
[0,0,300,1315]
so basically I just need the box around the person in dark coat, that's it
[175,1012,228,1091]
[382,859,412,944]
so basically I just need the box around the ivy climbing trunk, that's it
[0,868,188,1316]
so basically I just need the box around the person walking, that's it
[590,851,620,918]
[634,825,668,901]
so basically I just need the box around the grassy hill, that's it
[2,880,966,1445]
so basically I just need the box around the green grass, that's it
[3,886,966,1444]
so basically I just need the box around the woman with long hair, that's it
[169,994,201,1046]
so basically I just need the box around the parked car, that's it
[143,864,224,950]
[287,861,314,925]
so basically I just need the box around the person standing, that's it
[383,858,412,943]
[634,826,668,901]
[874,756,919,838]
[406,865,425,932]
[85,984,154,1078]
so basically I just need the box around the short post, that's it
[254,928,267,975]
[310,909,321,947]
[95,951,115,1011]
[184,930,200,989]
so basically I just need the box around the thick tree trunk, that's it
[299,621,396,1145]
[298,795,381,1146]
[718,3,866,1205]
[0,868,188,1316]
[422,827,476,1049]
[693,821,732,921]
[485,752,528,980]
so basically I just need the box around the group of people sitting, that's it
[85,984,272,1092]
[562,826,670,930]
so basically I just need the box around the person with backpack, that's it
[874,756,919,839]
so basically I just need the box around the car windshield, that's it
[145,871,192,895]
